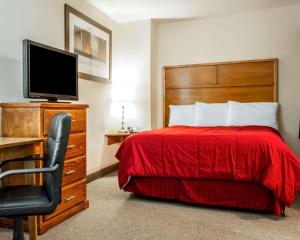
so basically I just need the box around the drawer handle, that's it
[67,144,76,149]
[72,119,77,122]
[64,195,76,202]
[64,170,76,176]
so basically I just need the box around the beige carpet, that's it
[1,172,300,240]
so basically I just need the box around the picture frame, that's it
[65,4,112,83]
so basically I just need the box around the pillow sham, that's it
[195,102,228,126]
[169,104,195,126]
[227,101,278,130]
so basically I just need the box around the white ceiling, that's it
[88,0,300,23]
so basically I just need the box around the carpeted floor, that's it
[1,172,300,240]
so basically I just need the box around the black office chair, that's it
[0,113,71,240]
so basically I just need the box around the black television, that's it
[23,39,78,101]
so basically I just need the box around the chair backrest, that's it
[43,113,71,210]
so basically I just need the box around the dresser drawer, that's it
[44,179,86,221]
[62,157,86,186]
[43,109,86,135]
[65,133,86,159]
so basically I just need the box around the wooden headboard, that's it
[163,59,278,127]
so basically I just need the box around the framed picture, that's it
[65,4,112,83]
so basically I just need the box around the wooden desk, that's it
[1,102,89,234]
[0,137,44,240]
[0,138,43,149]
[105,133,131,145]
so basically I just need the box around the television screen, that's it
[23,40,78,101]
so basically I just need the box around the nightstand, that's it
[105,133,132,145]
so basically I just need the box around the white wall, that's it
[151,20,159,129]
[101,19,152,168]
[0,0,151,174]
[152,5,300,156]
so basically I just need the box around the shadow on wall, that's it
[100,136,119,171]
[0,56,24,102]
[277,104,284,133]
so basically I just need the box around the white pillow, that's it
[169,105,195,126]
[195,102,228,126]
[227,101,278,129]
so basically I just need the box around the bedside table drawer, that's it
[44,109,86,135]
[63,157,86,186]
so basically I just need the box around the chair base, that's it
[13,217,24,240]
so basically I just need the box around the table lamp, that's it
[118,105,128,133]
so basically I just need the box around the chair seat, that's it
[0,185,51,217]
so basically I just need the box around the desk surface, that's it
[0,137,44,149]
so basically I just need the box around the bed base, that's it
[125,177,284,216]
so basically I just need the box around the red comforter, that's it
[116,126,300,209]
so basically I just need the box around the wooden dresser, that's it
[0,102,89,234]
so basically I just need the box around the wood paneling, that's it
[44,109,86,135]
[65,133,86,159]
[43,179,86,221]
[163,59,278,126]
[165,86,275,104]
[2,108,41,137]
[218,61,276,86]
[165,65,217,89]
[63,157,86,186]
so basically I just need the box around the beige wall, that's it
[101,19,152,169]
[151,20,159,129]
[152,5,300,156]
[0,0,151,174]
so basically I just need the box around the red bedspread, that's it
[116,126,300,210]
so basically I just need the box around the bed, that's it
[116,59,300,216]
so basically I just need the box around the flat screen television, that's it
[23,39,78,101]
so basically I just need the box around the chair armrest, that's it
[0,164,59,180]
[0,155,43,168]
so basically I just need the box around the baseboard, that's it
[87,163,118,183]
